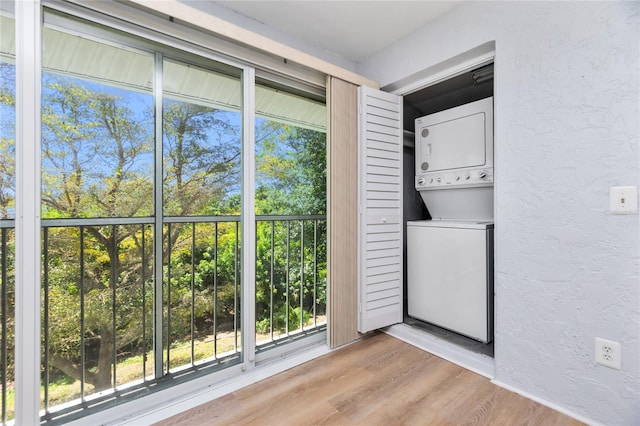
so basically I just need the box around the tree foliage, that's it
[0,67,326,405]
[162,100,240,217]
[0,62,15,219]
[255,120,326,215]
[254,119,327,335]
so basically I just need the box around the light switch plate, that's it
[610,186,638,215]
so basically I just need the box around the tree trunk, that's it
[94,326,114,391]
[50,331,113,392]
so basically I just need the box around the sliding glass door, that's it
[254,79,327,351]
[161,57,243,372]
[39,12,247,420]
[40,23,156,406]
[17,6,329,422]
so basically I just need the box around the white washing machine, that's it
[407,220,493,343]
[408,97,494,343]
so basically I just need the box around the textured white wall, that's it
[359,2,639,424]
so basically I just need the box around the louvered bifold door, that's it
[357,86,403,333]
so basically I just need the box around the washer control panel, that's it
[416,167,493,189]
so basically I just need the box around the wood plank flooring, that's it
[155,333,584,426]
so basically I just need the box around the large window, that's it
[41,20,157,410]
[161,58,243,371]
[254,80,327,346]
[25,8,327,423]
[38,13,247,418]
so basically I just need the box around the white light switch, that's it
[610,186,638,214]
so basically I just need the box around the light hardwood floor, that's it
[156,333,584,426]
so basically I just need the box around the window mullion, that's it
[153,51,165,379]
[14,0,42,424]
[242,66,256,368]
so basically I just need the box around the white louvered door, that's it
[357,86,403,333]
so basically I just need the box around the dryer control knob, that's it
[436,177,442,183]
[417,177,426,186]
[478,171,488,180]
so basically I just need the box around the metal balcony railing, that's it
[27,214,326,423]
[255,215,327,348]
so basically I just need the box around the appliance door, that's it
[415,97,493,176]
[416,111,487,172]
[407,223,491,342]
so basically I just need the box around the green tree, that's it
[161,100,241,363]
[41,77,241,394]
[41,77,155,391]
[0,62,15,219]
[254,120,327,335]
[255,121,326,216]
[0,62,16,404]
[162,100,241,217]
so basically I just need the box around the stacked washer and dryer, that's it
[407,97,494,343]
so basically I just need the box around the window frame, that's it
[12,2,328,423]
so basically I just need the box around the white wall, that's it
[358,2,639,424]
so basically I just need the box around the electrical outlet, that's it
[595,337,621,370]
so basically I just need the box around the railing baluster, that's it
[300,221,304,331]
[285,221,290,336]
[191,223,196,365]
[166,223,172,371]
[112,225,117,388]
[80,226,86,398]
[270,221,274,340]
[42,228,49,411]
[314,220,318,327]
[141,224,147,379]
[2,228,9,421]
[234,221,239,351]
[213,222,218,358]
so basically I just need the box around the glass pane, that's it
[42,224,153,406]
[40,22,155,411]
[254,80,327,346]
[162,59,242,217]
[0,12,15,220]
[162,58,242,372]
[41,26,154,219]
[164,220,241,371]
[254,82,326,216]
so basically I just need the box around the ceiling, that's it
[214,1,460,63]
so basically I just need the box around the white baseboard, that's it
[383,323,495,378]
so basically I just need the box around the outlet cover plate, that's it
[595,337,621,369]
[610,186,638,214]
